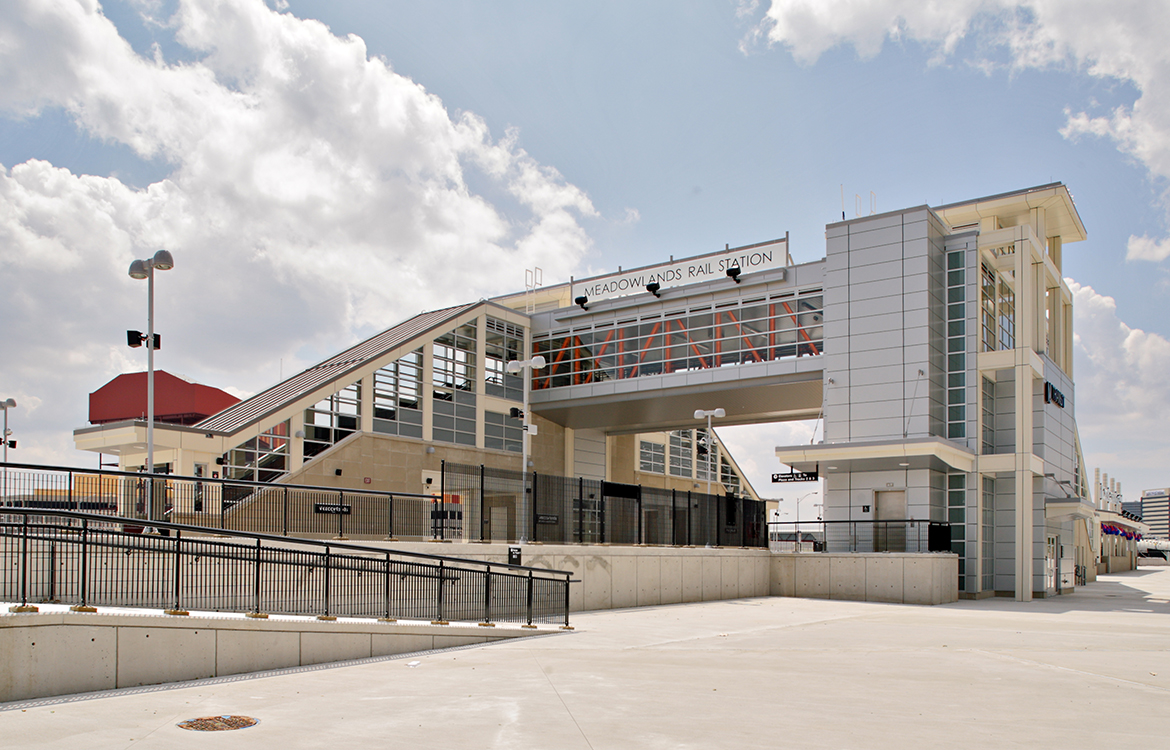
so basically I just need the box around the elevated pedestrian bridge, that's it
[527,259,827,434]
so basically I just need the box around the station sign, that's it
[575,239,788,304]
[314,503,351,515]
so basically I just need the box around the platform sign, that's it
[314,503,351,515]
[772,470,819,483]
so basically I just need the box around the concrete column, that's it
[1013,240,1035,601]
[289,410,305,472]
[475,313,487,449]
[422,342,435,441]
[359,374,374,433]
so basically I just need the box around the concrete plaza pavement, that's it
[3,566,1170,749]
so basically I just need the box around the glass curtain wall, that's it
[532,289,824,391]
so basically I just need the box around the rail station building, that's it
[75,182,1096,601]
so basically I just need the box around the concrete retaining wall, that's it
[379,542,774,612]
[770,553,958,605]
[0,611,536,703]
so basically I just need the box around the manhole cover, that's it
[177,715,259,732]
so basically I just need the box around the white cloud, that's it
[716,420,821,500]
[752,0,1170,259]
[1126,235,1170,262]
[0,0,596,466]
[1069,280,1170,492]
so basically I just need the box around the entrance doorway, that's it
[875,490,906,552]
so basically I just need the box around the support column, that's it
[1013,240,1037,601]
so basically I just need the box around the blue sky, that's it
[2,0,1168,504]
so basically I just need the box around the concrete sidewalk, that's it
[3,568,1170,749]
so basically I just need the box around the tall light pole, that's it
[793,490,819,552]
[507,353,546,543]
[693,408,725,497]
[128,249,174,523]
[1,398,15,503]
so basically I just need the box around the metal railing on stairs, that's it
[1,507,573,629]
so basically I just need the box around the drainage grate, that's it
[177,715,259,732]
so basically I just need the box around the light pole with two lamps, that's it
[127,249,175,523]
[507,354,546,542]
[693,408,726,547]
[1,398,15,503]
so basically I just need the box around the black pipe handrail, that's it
[1,507,574,628]
[0,506,571,576]
[767,518,952,554]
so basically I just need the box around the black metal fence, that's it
[0,507,572,627]
[767,519,952,554]
[0,461,767,547]
[0,462,442,540]
[442,462,767,548]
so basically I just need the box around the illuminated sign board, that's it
[576,239,788,304]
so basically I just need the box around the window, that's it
[433,322,477,400]
[669,430,693,478]
[485,317,524,401]
[222,420,290,482]
[982,476,995,592]
[981,376,995,455]
[433,323,477,446]
[304,383,360,459]
[946,251,966,439]
[998,279,1015,350]
[372,348,423,438]
[949,474,966,590]
[980,264,997,352]
[484,411,522,453]
[639,441,665,474]
[720,456,741,495]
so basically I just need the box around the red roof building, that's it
[89,371,239,426]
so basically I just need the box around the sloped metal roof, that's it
[196,302,480,434]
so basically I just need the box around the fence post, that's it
[530,471,538,542]
[561,572,573,630]
[71,518,96,612]
[386,494,396,540]
[480,564,493,627]
[711,493,720,547]
[282,486,289,537]
[12,513,37,612]
[48,541,57,603]
[577,477,584,543]
[479,464,485,543]
[379,551,395,622]
[166,530,189,616]
[522,570,536,629]
[740,498,745,548]
[671,489,676,546]
[636,490,643,545]
[432,560,448,625]
[251,537,265,618]
[318,545,335,620]
[439,459,446,541]
[600,495,607,544]
[687,491,692,546]
[336,491,346,539]
[68,469,75,513]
